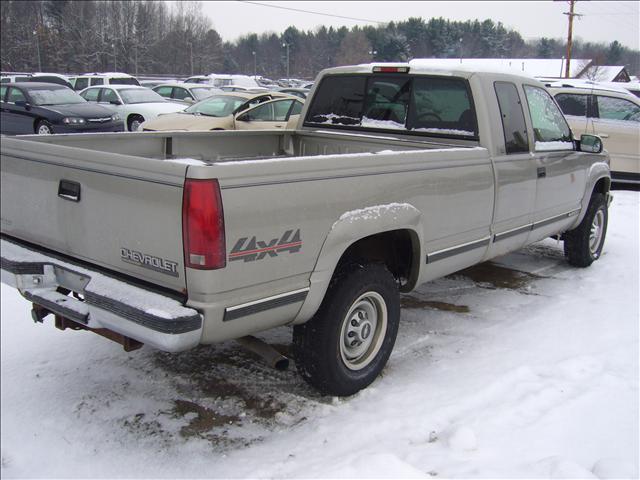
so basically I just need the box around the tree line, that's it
[1,0,638,80]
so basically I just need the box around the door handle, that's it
[537,167,546,179]
[58,180,81,202]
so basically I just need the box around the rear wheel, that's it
[127,115,144,132]
[35,120,53,135]
[293,263,400,396]
[564,193,608,267]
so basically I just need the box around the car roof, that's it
[2,82,68,89]
[153,83,219,89]
[83,84,147,90]
[547,84,640,103]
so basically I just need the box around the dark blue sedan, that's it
[0,82,124,134]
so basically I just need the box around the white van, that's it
[183,74,260,89]
[70,72,140,91]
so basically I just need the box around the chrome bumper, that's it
[1,238,202,352]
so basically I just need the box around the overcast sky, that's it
[200,1,639,50]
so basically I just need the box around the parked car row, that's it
[1,80,305,135]
[0,83,122,134]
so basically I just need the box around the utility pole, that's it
[282,43,290,79]
[562,0,581,78]
[33,30,42,72]
[252,51,257,77]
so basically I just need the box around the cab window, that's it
[408,77,476,136]
[494,82,529,154]
[596,95,640,122]
[523,85,573,150]
[0,86,7,101]
[362,77,411,129]
[90,78,104,86]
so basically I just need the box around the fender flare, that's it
[292,203,422,325]
[572,161,611,228]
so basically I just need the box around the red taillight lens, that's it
[182,178,226,270]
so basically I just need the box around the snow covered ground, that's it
[1,191,638,479]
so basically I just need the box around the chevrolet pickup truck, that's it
[1,62,611,396]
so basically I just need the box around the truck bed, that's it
[12,129,479,163]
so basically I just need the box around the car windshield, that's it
[118,89,165,104]
[29,88,86,105]
[191,87,218,100]
[184,95,247,117]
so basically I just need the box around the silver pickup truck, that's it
[1,63,611,396]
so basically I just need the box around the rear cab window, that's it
[304,73,478,139]
[494,82,529,154]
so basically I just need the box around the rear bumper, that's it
[0,238,202,352]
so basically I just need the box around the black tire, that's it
[127,115,144,132]
[35,120,53,135]
[564,193,608,268]
[293,263,400,396]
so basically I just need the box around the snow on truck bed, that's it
[1,191,638,478]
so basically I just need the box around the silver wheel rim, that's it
[130,119,141,131]
[339,291,387,371]
[589,209,605,255]
[37,125,51,135]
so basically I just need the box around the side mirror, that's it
[15,100,31,110]
[579,134,603,154]
[109,100,122,106]
[236,113,251,122]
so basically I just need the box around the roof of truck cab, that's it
[320,62,545,84]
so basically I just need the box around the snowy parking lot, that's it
[1,191,638,479]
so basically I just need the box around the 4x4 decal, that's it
[229,229,302,262]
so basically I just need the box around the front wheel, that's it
[35,120,53,135]
[127,115,144,132]
[293,263,400,396]
[564,193,608,267]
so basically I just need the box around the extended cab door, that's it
[487,81,538,257]
[523,85,586,240]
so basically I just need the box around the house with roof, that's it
[577,65,632,83]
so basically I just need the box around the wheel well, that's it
[335,230,419,292]
[127,113,144,124]
[593,177,610,196]
[33,118,45,132]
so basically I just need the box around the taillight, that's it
[182,178,226,270]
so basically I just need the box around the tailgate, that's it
[1,137,189,292]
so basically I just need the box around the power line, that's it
[236,1,387,25]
